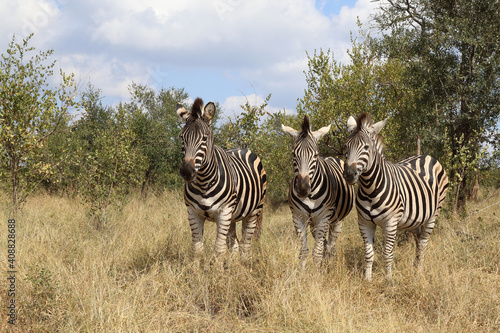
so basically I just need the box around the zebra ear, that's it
[282,124,299,138]
[312,124,331,141]
[347,116,357,133]
[177,104,189,123]
[369,118,388,135]
[203,102,216,124]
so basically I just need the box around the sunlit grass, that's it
[1,189,499,332]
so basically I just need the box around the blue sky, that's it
[0,0,378,117]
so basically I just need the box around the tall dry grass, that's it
[1,189,499,332]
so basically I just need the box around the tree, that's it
[30,112,76,194]
[297,29,420,162]
[126,83,188,196]
[0,34,78,215]
[373,0,500,212]
[72,85,146,228]
[38,84,111,195]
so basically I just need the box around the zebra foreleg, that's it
[214,208,233,256]
[293,213,309,268]
[382,222,398,281]
[358,219,376,281]
[187,207,205,255]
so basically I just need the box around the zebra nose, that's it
[343,163,358,185]
[295,174,310,198]
[180,158,196,182]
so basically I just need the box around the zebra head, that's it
[343,112,387,185]
[177,98,216,183]
[282,115,331,198]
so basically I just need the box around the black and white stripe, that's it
[282,115,355,266]
[177,98,267,257]
[343,113,449,281]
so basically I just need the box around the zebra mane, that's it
[300,115,312,138]
[356,112,372,131]
[190,97,204,119]
[356,112,385,155]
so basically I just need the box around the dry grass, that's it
[1,188,499,332]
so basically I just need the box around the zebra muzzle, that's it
[343,163,359,185]
[295,174,310,198]
[180,159,196,182]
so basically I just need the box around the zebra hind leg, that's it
[312,220,328,267]
[253,209,263,240]
[226,221,239,253]
[325,219,343,260]
[240,215,258,259]
[414,216,437,270]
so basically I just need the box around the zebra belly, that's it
[398,205,432,230]
[188,199,237,222]
[357,196,429,231]
[186,190,258,223]
[233,200,259,221]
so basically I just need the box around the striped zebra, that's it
[282,115,355,267]
[177,98,267,258]
[343,113,448,281]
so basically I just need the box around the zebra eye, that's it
[364,144,370,150]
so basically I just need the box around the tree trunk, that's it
[141,166,153,199]
[11,170,17,218]
[469,173,479,201]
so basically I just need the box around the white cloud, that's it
[1,0,60,40]
[57,54,148,103]
[0,0,380,113]
[220,93,288,120]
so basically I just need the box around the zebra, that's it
[282,115,355,267]
[177,98,267,258]
[343,112,448,281]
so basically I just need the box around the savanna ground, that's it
[1,188,499,332]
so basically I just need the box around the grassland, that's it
[1,188,499,332]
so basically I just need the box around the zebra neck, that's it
[310,158,331,190]
[359,150,387,192]
[312,158,325,181]
[194,146,220,190]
